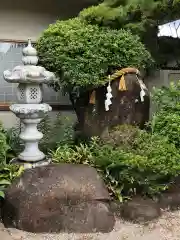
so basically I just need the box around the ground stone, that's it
[159,192,180,210]
[120,197,161,223]
[158,176,180,210]
[1,164,115,233]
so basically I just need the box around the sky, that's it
[158,20,180,38]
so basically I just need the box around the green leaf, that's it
[0,179,11,185]
[0,191,5,198]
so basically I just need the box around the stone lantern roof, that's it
[3,39,55,84]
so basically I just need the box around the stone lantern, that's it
[3,39,55,169]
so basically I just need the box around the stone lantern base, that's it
[10,157,52,170]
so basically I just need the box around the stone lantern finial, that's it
[22,39,38,66]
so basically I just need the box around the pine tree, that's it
[79,0,180,67]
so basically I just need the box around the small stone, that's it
[120,197,161,223]
[110,201,122,218]
[159,192,180,210]
[158,178,180,210]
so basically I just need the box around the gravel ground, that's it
[2,210,180,240]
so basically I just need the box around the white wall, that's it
[0,11,58,41]
[0,0,60,41]
[0,0,98,41]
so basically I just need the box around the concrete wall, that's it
[0,0,98,41]
[0,0,61,41]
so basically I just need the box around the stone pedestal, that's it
[10,103,51,163]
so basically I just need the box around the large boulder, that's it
[79,68,150,138]
[2,164,115,233]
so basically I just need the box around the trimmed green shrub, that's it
[37,17,152,97]
[79,0,180,68]
[152,111,180,147]
[101,124,139,148]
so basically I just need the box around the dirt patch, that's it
[0,210,180,240]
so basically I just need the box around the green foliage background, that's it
[152,81,180,147]
[79,0,180,68]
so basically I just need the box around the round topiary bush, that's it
[37,17,152,137]
[37,17,152,96]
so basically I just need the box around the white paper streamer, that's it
[136,75,147,102]
[140,89,146,102]
[105,76,113,111]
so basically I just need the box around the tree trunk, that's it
[69,91,90,138]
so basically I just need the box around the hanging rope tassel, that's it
[119,74,127,91]
[89,90,96,104]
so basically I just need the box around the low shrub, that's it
[38,113,74,154]
[52,143,94,165]
[152,111,180,147]
[152,81,180,113]
[151,81,180,147]
[0,122,11,164]
[0,121,24,198]
[5,122,23,160]
[6,113,74,156]
[101,124,139,149]
[0,164,24,198]
[52,128,180,201]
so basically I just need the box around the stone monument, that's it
[3,39,55,169]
